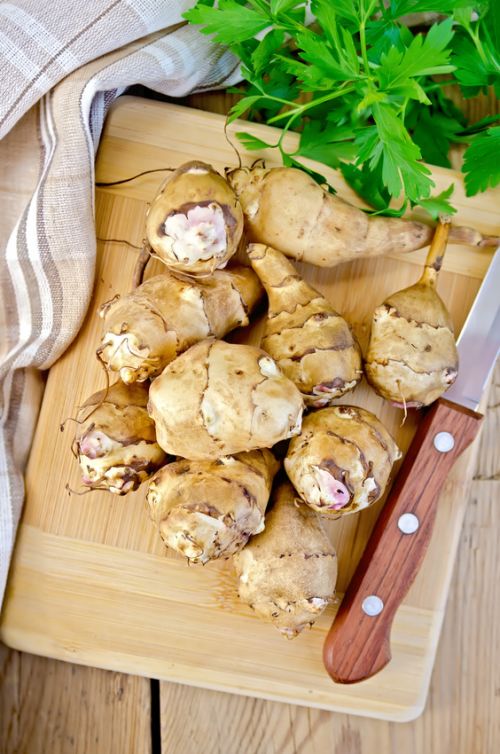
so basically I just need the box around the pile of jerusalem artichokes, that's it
[67,159,465,638]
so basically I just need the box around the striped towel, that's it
[0,1,239,607]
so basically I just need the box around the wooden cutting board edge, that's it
[0,97,496,721]
[1,526,446,722]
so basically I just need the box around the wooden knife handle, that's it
[323,398,482,684]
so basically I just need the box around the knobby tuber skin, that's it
[365,221,459,407]
[146,449,279,564]
[247,243,362,406]
[228,166,492,268]
[148,339,304,460]
[146,161,244,276]
[234,481,337,638]
[98,265,262,384]
[74,382,167,494]
[285,406,401,517]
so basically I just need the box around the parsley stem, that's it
[359,0,377,75]
[480,24,500,71]
[278,110,302,152]
[267,86,356,125]
[462,23,489,68]
[359,21,370,76]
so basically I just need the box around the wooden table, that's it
[1,90,499,754]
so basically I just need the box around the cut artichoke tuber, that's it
[228,166,495,268]
[146,449,279,564]
[234,481,337,638]
[74,381,167,494]
[148,339,304,460]
[247,243,362,406]
[98,265,262,384]
[285,406,401,517]
[146,161,244,276]
[364,220,459,408]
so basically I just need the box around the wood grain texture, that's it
[0,89,498,754]
[1,97,498,721]
[0,645,151,754]
[324,400,483,684]
[160,361,497,754]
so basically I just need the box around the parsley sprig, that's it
[185,1,500,217]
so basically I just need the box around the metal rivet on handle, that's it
[398,512,419,534]
[362,595,384,617]
[433,431,455,453]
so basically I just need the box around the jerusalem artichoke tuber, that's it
[285,406,401,517]
[146,161,244,276]
[234,481,337,638]
[98,265,262,384]
[247,243,362,406]
[228,166,495,268]
[148,339,304,460]
[146,449,279,563]
[73,381,166,494]
[364,220,459,407]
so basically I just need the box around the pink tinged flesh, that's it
[391,401,422,410]
[314,385,335,394]
[315,467,350,510]
[78,430,114,459]
[164,204,227,261]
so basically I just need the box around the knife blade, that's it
[445,248,500,411]
[323,248,500,685]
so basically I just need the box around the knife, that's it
[323,247,500,684]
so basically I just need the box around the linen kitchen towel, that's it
[0,0,239,606]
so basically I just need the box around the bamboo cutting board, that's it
[1,97,498,722]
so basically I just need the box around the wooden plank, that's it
[0,646,152,754]
[159,364,499,753]
[1,97,498,720]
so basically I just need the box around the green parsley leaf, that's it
[366,20,412,63]
[388,1,464,17]
[183,2,269,44]
[270,0,304,14]
[295,30,355,82]
[311,0,360,30]
[339,161,394,211]
[484,0,500,53]
[417,184,457,219]
[462,127,500,195]
[187,0,498,207]
[235,132,277,150]
[377,18,455,90]
[298,122,357,167]
[411,109,462,167]
[251,29,285,73]
[457,114,500,136]
[359,104,433,201]
[452,35,496,94]
[227,95,264,123]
